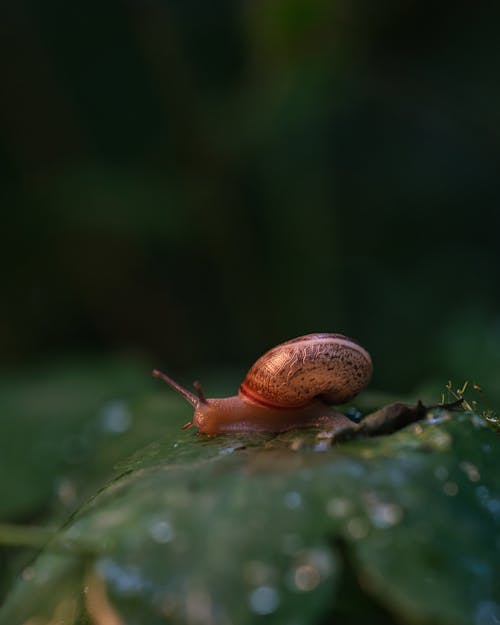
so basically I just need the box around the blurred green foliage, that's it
[1,0,500,400]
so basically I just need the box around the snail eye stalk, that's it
[152,369,199,408]
[193,381,208,405]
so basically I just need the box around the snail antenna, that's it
[193,381,208,405]
[153,369,199,408]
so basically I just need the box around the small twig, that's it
[429,397,465,411]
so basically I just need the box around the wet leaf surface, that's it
[1,403,499,625]
[0,357,213,529]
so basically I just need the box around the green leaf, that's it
[1,410,498,625]
[0,357,176,521]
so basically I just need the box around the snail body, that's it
[153,333,372,435]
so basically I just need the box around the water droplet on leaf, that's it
[460,461,481,482]
[100,400,132,434]
[347,517,369,539]
[369,502,404,528]
[149,520,174,544]
[249,586,279,615]
[294,565,320,591]
[326,498,351,519]
[284,491,302,510]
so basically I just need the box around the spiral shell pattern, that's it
[239,333,372,408]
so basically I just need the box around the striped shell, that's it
[239,333,372,408]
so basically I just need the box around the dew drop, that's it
[485,498,500,519]
[56,478,77,506]
[434,465,449,481]
[477,485,490,501]
[345,406,362,422]
[369,502,404,528]
[149,520,174,544]
[284,491,302,510]
[426,412,447,424]
[460,461,481,482]
[326,498,352,519]
[100,400,132,433]
[347,517,369,540]
[464,559,492,578]
[249,586,279,615]
[291,548,333,591]
[475,600,500,625]
[218,446,235,456]
[21,567,35,581]
[314,440,331,452]
[426,429,452,451]
[96,558,144,595]
[294,565,320,592]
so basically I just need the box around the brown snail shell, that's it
[239,333,372,408]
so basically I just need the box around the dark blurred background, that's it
[1,0,500,400]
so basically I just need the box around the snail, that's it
[153,333,373,435]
